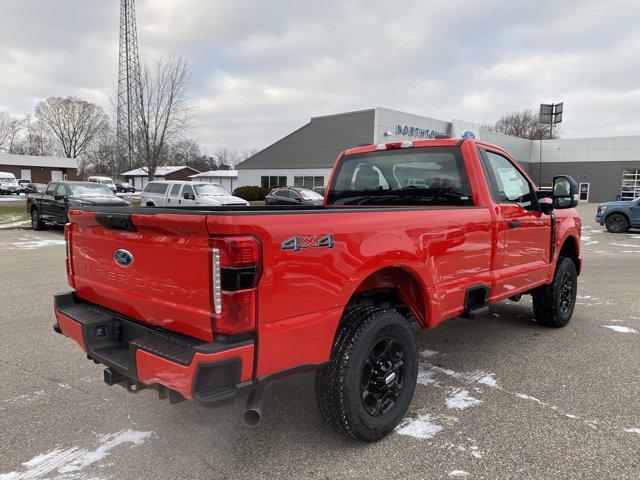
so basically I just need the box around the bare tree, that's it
[35,97,108,158]
[134,56,194,179]
[83,127,119,175]
[12,115,57,156]
[0,112,22,153]
[213,147,242,169]
[484,109,560,140]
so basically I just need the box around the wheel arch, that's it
[605,210,630,223]
[558,235,580,275]
[341,265,432,328]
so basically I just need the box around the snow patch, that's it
[449,470,469,477]
[624,427,640,436]
[396,414,444,440]
[420,349,438,358]
[0,429,152,480]
[446,389,481,410]
[603,325,638,334]
[11,237,66,250]
[515,393,545,405]
[0,220,29,229]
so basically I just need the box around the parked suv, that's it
[265,187,324,206]
[0,172,20,195]
[88,176,117,193]
[114,179,135,193]
[141,181,249,207]
[596,196,640,232]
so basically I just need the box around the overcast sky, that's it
[0,0,638,151]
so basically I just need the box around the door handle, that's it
[508,221,523,229]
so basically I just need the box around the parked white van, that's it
[88,176,117,193]
[0,172,20,195]
[140,181,249,207]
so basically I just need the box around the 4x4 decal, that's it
[281,235,334,252]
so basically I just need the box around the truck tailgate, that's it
[69,210,214,341]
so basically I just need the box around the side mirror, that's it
[552,175,579,209]
[183,192,195,200]
[54,194,66,201]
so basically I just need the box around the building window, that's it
[261,176,287,188]
[621,169,640,200]
[293,176,324,189]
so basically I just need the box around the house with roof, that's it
[120,166,201,190]
[0,153,79,183]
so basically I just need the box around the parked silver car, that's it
[140,181,249,207]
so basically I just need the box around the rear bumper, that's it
[54,291,254,407]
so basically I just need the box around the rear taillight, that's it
[210,236,261,335]
[64,223,74,286]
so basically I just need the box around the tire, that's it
[315,307,418,442]
[532,257,577,328]
[31,209,44,231]
[605,213,629,233]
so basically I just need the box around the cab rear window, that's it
[143,182,169,194]
[327,147,472,206]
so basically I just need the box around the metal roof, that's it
[236,109,375,170]
[0,153,78,169]
[189,170,238,178]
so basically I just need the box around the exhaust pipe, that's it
[243,386,266,427]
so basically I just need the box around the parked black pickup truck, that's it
[27,181,131,230]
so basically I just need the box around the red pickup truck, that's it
[53,138,581,441]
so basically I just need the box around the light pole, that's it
[538,102,563,186]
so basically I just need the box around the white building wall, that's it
[191,176,236,192]
[237,168,334,188]
[374,107,452,143]
[530,135,640,163]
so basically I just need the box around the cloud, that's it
[0,0,638,150]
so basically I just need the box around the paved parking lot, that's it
[1,203,639,479]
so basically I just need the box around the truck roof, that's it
[343,138,464,156]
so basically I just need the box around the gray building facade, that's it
[237,107,640,203]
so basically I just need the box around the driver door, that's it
[51,183,68,222]
[181,184,196,206]
[480,149,551,296]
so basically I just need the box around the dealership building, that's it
[236,107,640,203]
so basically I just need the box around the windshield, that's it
[68,183,116,197]
[99,178,115,185]
[0,178,18,185]
[327,147,472,206]
[194,184,230,196]
[298,188,324,201]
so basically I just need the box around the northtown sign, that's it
[394,124,447,139]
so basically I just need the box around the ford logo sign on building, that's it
[114,249,134,267]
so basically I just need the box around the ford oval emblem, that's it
[114,249,134,267]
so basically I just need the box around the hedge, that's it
[233,185,271,201]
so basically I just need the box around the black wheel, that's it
[532,257,577,328]
[605,213,629,233]
[315,307,418,442]
[31,209,44,230]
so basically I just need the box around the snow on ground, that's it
[603,325,638,334]
[0,220,30,229]
[624,428,640,436]
[396,413,444,440]
[0,233,66,250]
[445,389,482,410]
[0,429,152,480]
[449,470,470,477]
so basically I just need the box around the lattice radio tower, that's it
[116,0,142,171]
